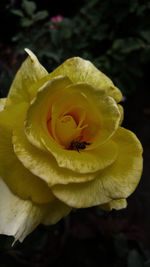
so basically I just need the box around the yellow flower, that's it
[0,49,143,243]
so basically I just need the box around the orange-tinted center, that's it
[46,89,101,150]
[47,107,88,149]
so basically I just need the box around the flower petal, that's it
[25,76,72,151]
[51,176,111,208]
[13,105,117,185]
[0,178,45,243]
[0,109,55,204]
[25,80,119,173]
[118,104,124,125]
[51,127,143,208]
[42,137,118,174]
[100,198,127,211]
[48,57,122,102]
[101,127,143,199]
[54,83,120,148]
[42,200,71,225]
[0,98,6,111]
[0,102,28,127]
[0,178,71,243]
[5,49,48,108]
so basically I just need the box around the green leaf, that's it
[40,51,60,63]
[50,29,61,46]
[20,17,33,27]
[112,53,125,61]
[33,10,49,21]
[12,33,24,42]
[140,31,150,42]
[128,250,144,267]
[122,38,143,53]
[59,18,72,39]
[11,9,24,17]
[112,39,124,50]
[21,0,36,17]
[129,0,138,13]
[140,47,150,63]
[80,0,99,13]
[112,38,143,53]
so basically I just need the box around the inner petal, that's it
[55,115,78,147]
[47,91,97,148]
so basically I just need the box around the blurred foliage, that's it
[1,0,148,97]
[11,0,49,26]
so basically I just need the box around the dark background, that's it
[0,0,150,266]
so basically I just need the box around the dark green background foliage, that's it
[0,0,150,266]
[0,0,150,96]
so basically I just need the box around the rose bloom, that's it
[50,14,63,29]
[51,14,63,22]
[0,49,143,243]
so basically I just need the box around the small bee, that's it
[68,136,91,152]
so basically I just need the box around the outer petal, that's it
[99,198,127,211]
[41,200,71,225]
[101,127,143,199]
[51,127,143,208]
[0,178,71,243]
[0,108,55,204]
[5,49,48,108]
[118,104,124,125]
[0,178,45,243]
[48,57,122,102]
[0,98,6,111]
[0,102,29,128]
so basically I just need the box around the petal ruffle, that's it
[48,57,122,102]
[5,49,48,109]
[51,127,143,208]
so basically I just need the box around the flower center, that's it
[55,115,78,147]
[46,89,101,150]
[47,106,89,149]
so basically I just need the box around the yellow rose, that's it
[0,49,143,243]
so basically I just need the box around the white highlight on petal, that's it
[0,98,6,111]
[0,178,44,244]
